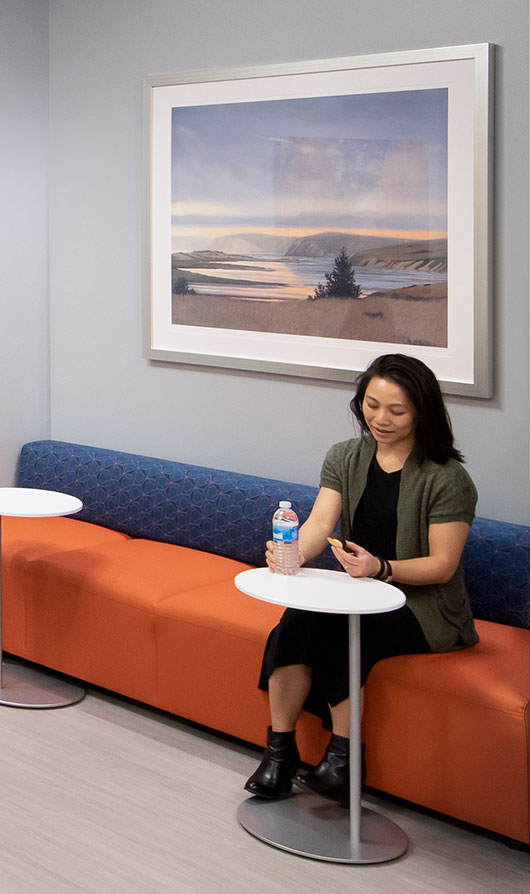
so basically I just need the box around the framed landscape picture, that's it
[143,44,493,396]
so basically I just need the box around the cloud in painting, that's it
[171,89,448,249]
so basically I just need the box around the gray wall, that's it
[0,0,50,485]
[4,0,530,525]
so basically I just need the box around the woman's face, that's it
[362,376,417,451]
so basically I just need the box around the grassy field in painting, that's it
[171,282,447,347]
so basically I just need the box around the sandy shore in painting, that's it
[171,282,447,347]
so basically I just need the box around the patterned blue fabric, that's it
[18,440,529,628]
[17,440,337,571]
[463,518,529,628]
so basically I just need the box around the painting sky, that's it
[171,88,447,252]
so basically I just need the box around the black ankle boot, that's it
[244,727,300,799]
[293,733,350,802]
[294,738,367,807]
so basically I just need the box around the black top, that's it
[352,456,401,559]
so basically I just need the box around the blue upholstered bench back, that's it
[18,440,337,572]
[18,440,529,629]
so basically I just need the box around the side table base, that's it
[0,661,85,708]
[238,792,408,864]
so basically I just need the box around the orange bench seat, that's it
[2,514,528,844]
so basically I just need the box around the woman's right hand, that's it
[265,540,277,572]
[265,487,340,573]
[265,540,305,573]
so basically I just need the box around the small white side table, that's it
[235,566,408,864]
[0,487,86,708]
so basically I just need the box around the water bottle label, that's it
[273,524,299,543]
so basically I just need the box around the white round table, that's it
[0,487,85,708]
[235,566,409,864]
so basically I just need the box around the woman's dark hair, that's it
[350,354,464,464]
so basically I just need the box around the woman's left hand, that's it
[331,540,380,578]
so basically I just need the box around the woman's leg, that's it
[247,608,323,800]
[296,607,431,804]
[294,688,367,803]
[244,664,311,799]
[268,664,312,731]
[328,687,364,737]
[329,698,350,738]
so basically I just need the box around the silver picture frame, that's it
[143,44,494,397]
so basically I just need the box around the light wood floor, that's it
[0,681,527,893]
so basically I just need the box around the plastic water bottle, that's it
[272,501,300,575]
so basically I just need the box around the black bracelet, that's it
[373,557,386,579]
[373,557,393,582]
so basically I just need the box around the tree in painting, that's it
[309,247,361,300]
[172,276,196,295]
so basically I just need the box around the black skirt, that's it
[258,603,431,729]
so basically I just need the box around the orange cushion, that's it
[154,581,332,760]
[2,516,129,653]
[154,579,282,740]
[367,620,529,714]
[363,619,529,843]
[2,515,129,552]
[154,578,332,759]
[4,538,253,705]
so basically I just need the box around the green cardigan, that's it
[320,435,479,652]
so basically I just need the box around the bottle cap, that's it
[279,500,291,508]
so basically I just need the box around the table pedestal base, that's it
[0,661,85,708]
[238,793,408,864]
